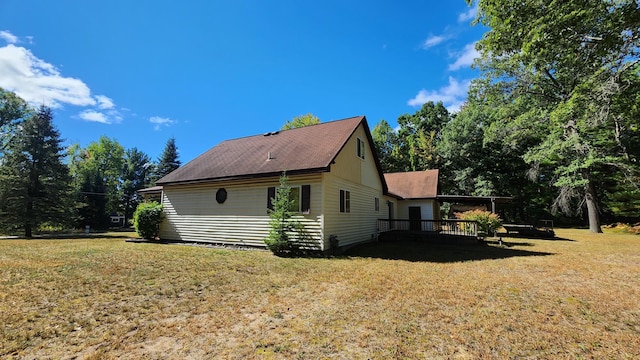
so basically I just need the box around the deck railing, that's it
[377,219,478,238]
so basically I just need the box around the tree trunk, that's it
[585,179,602,233]
[25,199,33,238]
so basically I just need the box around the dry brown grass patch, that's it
[1,229,639,358]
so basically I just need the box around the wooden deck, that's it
[377,219,480,243]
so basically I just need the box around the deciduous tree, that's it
[0,88,30,153]
[281,113,320,130]
[396,101,450,171]
[468,0,640,232]
[371,119,402,173]
[68,137,125,228]
[121,148,153,225]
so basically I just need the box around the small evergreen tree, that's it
[265,173,296,254]
[0,105,73,237]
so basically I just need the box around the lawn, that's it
[1,229,639,359]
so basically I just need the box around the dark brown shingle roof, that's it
[157,116,371,185]
[384,170,439,199]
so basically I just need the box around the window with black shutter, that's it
[268,185,310,214]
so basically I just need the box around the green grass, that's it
[1,229,639,358]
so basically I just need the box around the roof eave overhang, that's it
[157,167,330,186]
[436,195,514,203]
[386,193,438,200]
[402,196,438,200]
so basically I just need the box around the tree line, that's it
[0,88,180,237]
[373,0,640,233]
[373,96,638,230]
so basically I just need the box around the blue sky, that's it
[0,1,484,163]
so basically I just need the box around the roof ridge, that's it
[218,115,365,143]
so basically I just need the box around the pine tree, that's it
[265,173,295,254]
[0,106,73,237]
[154,137,181,182]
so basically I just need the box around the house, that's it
[155,116,446,251]
[384,170,440,231]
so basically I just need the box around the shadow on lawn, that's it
[344,240,554,263]
[496,232,575,241]
[0,232,136,240]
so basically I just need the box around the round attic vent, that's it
[216,188,227,204]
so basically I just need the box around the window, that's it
[301,185,310,214]
[357,138,365,159]
[375,197,380,212]
[289,186,301,212]
[340,189,350,213]
[267,185,310,214]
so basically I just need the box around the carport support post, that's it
[491,197,496,214]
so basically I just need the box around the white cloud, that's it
[0,30,18,44]
[79,110,109,124]
[0,41,124,125]
[95,95,115,109]
[421,34,449,49]
[407,76,471,113]
[149,116,176,130]
[76,108,123,125]
[0,44,96,108]
[448,42,480,71]
[458,4,478,23]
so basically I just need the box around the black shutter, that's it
[267,187,275,211]
[340,189,345,213]
[301,185,310,214]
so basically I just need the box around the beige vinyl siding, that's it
[322,173,383,248]
[320,123,387,248]
[382,195,398,219]
[160,174,323,247]
[396,199,438,220]
[330,125,383,190]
